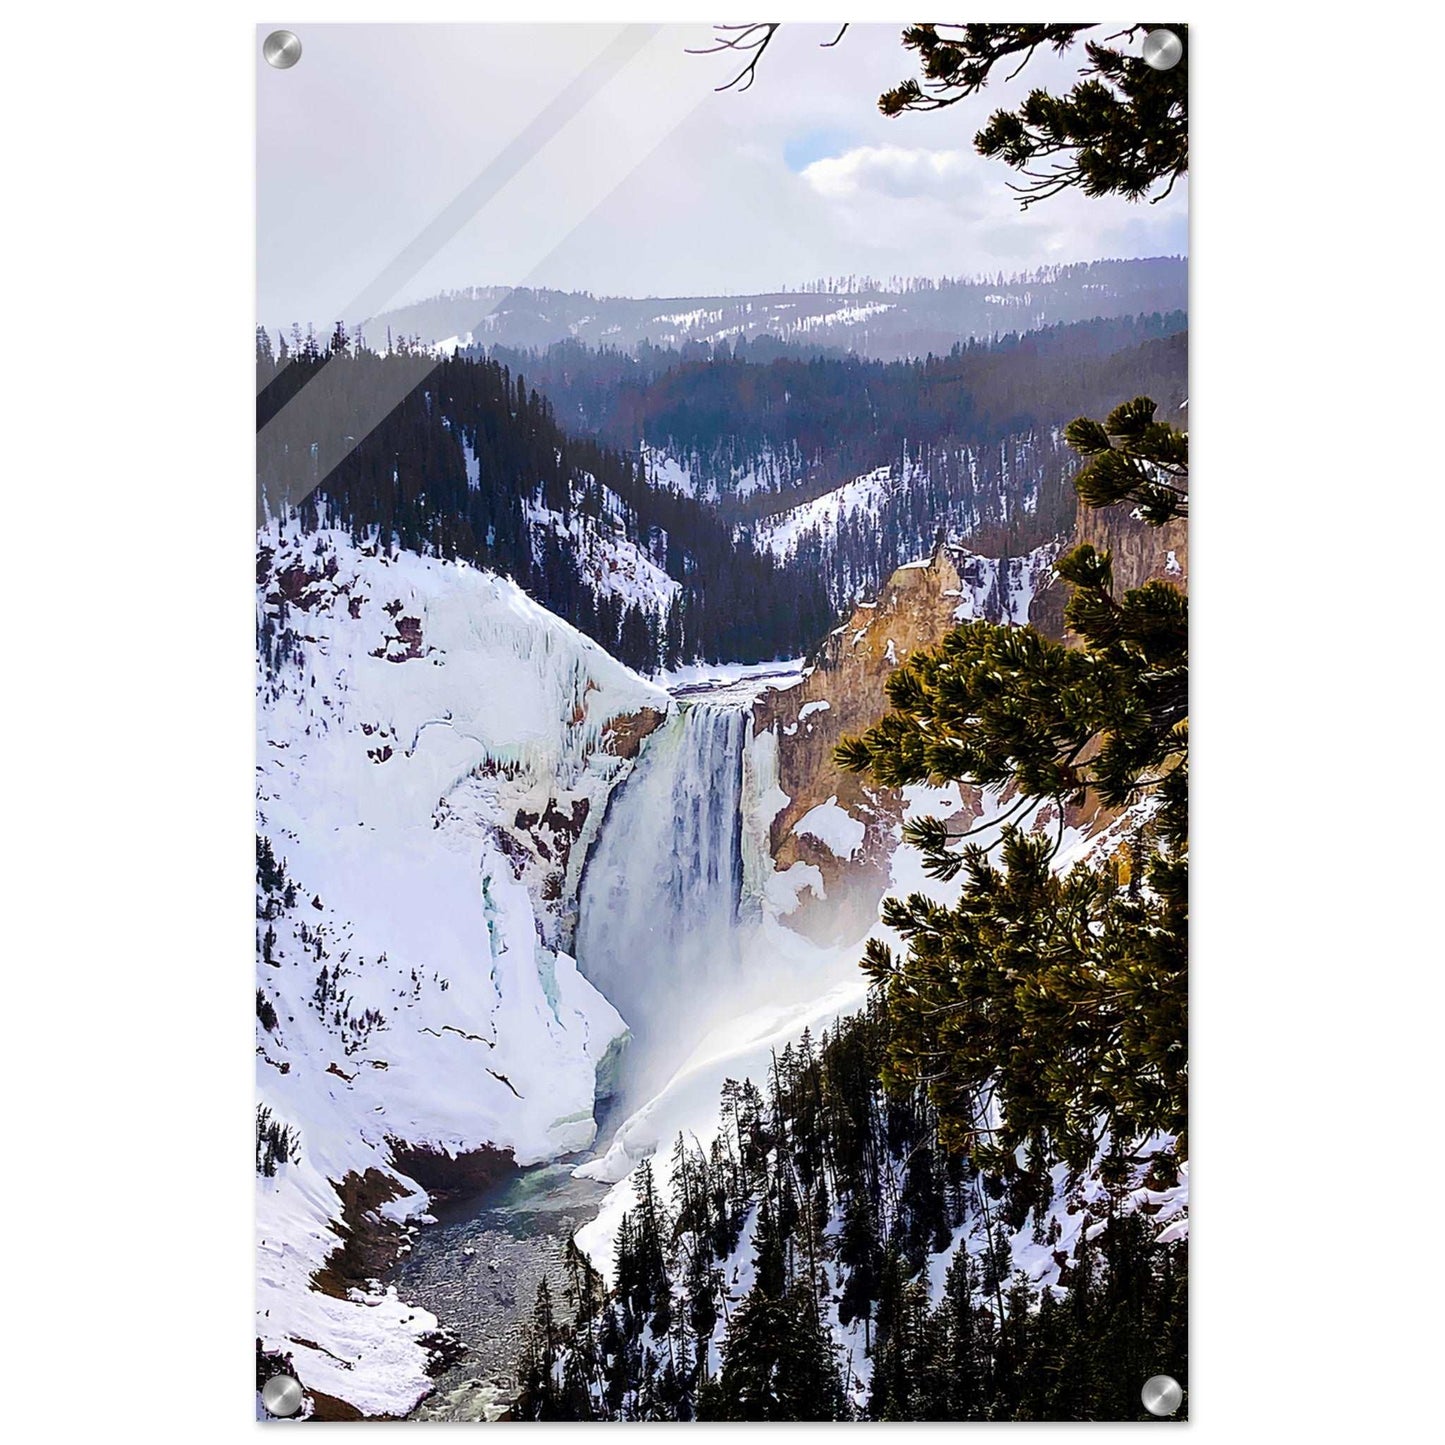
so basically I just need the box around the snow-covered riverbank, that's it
[255,522,668,1416]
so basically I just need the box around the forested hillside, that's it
[481,314,1186,520]
[476,315,1184,610]
[516,1005,1185,1422]
[255,312,1183,668]
[256,334,833,670]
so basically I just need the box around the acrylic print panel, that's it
[256,21,1189,1423]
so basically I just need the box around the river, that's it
[394,1161,609,1420]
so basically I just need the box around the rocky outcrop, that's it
[601,706,667,761]
[751,550,985,943]
[1077,504,1188,595]
[1030,502,1188,639]
[749,508,1187,942]
[385,1141,518,1200]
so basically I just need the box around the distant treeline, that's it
[365,256,1186,362]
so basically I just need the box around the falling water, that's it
[398,689,808,1417]
[574,701,748,1097]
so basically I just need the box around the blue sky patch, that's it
[784,128,857,172]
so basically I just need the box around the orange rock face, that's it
[751,501,1187,941]
[751,549,985,943]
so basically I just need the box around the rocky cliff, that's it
[750,494,1188,942]
[750,544,1058,942]
[1030,501,1188,638]
[1078,504,1188,595]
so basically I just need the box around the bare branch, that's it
[1151,168,1185,204]
[687,22,780,94]
[1004,42,1041,83]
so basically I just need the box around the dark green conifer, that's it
[878,25,1187,208]
[835,401,1188,1171]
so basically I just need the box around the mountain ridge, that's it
[362,257,1186,363]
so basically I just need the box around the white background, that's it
[5,3,1438,1437]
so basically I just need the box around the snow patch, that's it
[765,860,827,915]
[793,796,866,859]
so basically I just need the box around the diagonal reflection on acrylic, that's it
[256,23,700,524]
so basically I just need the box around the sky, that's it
[257,23,1188,330]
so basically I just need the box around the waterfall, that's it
[574,701,748,1094]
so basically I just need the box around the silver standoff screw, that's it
[1141,1374,1184,1417]
[1142,28,1183,71]
[263,30,303,70]
[261,1373,305,1418]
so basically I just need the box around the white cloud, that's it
[787,133,1186,277]
[801,145,974,202]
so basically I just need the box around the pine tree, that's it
[868,1249,927,1419]
[878,26,1187,209]
[516,1279,564,1420]
[704,1286,848,1421]
[1065,396,1188,524]
[834,402,1188,1173]
[836,1189,880,1336]
[749,1194,786,1300]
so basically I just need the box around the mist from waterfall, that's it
[574,701,749,1100]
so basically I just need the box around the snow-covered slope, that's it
[641,439,803,504]
[751,446,1053,564]
[745,439,1066,610]
[525,476,680,617]
[751,464,902,559]
[255,521,669,1415]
